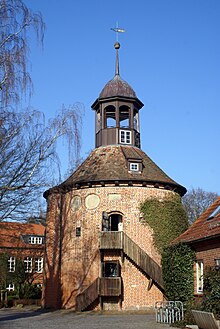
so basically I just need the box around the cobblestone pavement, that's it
[0,308,180,329]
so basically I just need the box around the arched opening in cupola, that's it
[105,105,116,128]
[119,105,130,128]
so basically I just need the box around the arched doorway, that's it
[102,212,123,231]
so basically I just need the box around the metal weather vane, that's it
[110,23,125,42]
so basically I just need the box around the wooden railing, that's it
[76,278,99,311]
[76,277,122,311]
[99,277,121,296]
[123,233,164,291]
[99,231,164,292]
[99,231,123,249]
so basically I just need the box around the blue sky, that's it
[27,0,220,195]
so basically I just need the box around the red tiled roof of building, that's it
[173,196,220,244]
[0,222,45,249]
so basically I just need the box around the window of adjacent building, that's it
[6,283,15,292]
[207,205,220,220]
[196,260,203,293]
[24,257,32,273]
[35,257,43,273]
[120,130,131,144]
[8,257,15,272]
[28,236,43,244]
[76,227,81,237]
[129,162,139,172]
[215,259,220,270]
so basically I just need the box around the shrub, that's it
[202,268,220,318]
[162,243,195,309]
[140,195,188,253]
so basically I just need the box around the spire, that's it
[111,24,125,77]
[114,42,120,76]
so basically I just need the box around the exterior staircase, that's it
[100,231,164,291]
[76,231,164,311]
[76,277,121,311]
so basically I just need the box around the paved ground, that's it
[0,308,180,329]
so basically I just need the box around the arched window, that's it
[105,105,116,128]
[102,212,123,231]
[119,105,130,128]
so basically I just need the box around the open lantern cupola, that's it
[92,42,144,148]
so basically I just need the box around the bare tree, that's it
[0,0,45,106]
[0,104,83,222]
[0,1,84,222]
[182,187,219,225]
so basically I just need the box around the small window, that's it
[28,236,43,244]
[6,283,15,292]
[129,163,139,171]
[215,259,220,270]
[24,257,32,273]
[196,260,203,293]
[8,257,15,272]
[103,261,120,277]
[76,227,81,237]
[120,130,131,144]
[35,257,43,273]
[207,205,220,220]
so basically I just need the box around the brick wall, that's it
[43,185,178,309]
[193,238,220,297]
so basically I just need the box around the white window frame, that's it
[8,257,15,272]
[6,283,15,292]
[196,260,204,293]
[129,162,139,172]
[24,257,32,273]
[120,130,131,144]
[35,257,43,273]
[28,236,43,244]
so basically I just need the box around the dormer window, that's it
[28,236,43,244]
[120,130,131,144]
[130,163,139,171]
[127,159,142,173]
[207,205,220,221]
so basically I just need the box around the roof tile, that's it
[173,196,220,244]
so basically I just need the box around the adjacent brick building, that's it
[173,196,220,298]
[0,222,45,291]
[42,41,186,310]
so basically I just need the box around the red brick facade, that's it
[174,196,220,298]
[43,185,179,310]
[0,222,45,289]
[42,42,186,310]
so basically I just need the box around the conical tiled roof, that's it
[44,145,186,197]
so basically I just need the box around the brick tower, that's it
[42,41,186,310]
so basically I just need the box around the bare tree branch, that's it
[0,0,45,106]
[0,105,83,222]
